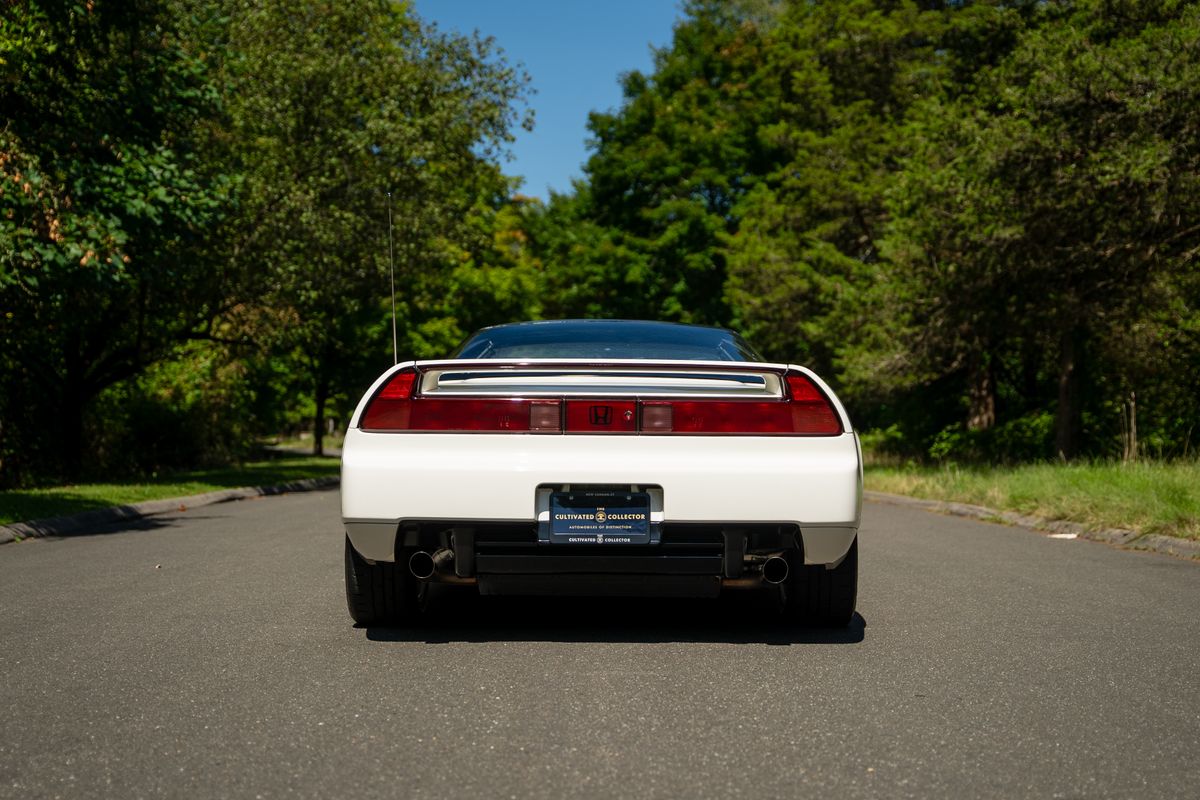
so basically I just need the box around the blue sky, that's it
[417,1,683,199]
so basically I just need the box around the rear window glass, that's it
[452,320,763,361]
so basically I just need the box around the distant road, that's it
[1,489,1197,798]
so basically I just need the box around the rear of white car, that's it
[341,322,861,627]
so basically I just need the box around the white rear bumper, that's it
[340,429,861,565]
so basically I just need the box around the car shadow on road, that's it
[364,588,866,645]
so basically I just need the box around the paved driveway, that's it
[1,489,1197,798]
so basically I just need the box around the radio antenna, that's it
[386,191,398,365]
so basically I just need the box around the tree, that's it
[0,0,229,482]
[726,0,1034,381]
[208,0,531,454]
[883,0,1200,458]
[578,0,778,324]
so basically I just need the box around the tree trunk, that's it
[1122,391,1137,463]
[967,356,996,431]
[313,378,328,457]
[60,384,85,481]
[59,327,86,480]
[1055,329,1081,460]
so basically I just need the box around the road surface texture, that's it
[1,488,1197,799]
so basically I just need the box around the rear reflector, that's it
[360,368,842,435]
[529,400,562,432]
[641,403,673,432]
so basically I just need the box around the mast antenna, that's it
[387,191,398,365]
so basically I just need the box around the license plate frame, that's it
[546,489,653,544]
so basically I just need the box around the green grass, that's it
[865,461,1200,540]
[0,456,340,526]
[266,431,345,452]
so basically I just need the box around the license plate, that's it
[549,490,652,544]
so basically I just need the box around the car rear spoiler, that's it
[412,359,789,399]
[348,360,854,433]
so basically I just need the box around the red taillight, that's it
[360,370,417,430]
[361,370,565,432]
[641,372,841,435]
[641,401,796,433]
[784,372,843,434]
[360,368,841,435]
[408,398,538,431]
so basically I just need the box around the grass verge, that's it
[0,456,340,526]
[865,461,1200,540]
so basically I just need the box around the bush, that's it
[84,343,267,479]
[926,413,1055,464]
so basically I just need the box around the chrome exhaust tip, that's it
[409,549,456,581]
[408,550,436,580]
[762,555,789,585]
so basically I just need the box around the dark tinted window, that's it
[452,320,763,361]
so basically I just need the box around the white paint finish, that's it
[340,428,861,529]
[342,359,861,566]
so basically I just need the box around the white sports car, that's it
[341,319,861,626]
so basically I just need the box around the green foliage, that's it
[82,340,285,477]
[4,0,1198,488]
[926,413,1055,464]
[1,0,232,483]
[204,0,532,454]
[575,0,778,323]
[526,0,1198,464]
[0,0,532,485]
[879,0,1200,458]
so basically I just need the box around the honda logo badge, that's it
[589,405,612,425]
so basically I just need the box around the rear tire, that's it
[344,536,420,626]
[784,537,857,627]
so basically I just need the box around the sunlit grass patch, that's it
[865,461,1200,540]
[0,457,339,526]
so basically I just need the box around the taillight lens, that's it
[407,398,539,431]
[784,372,843,434]
[360,370,417,430]
[360,368,841,435]
[361,369,564,432]
[641,401,796,433]
[641,372,841,435]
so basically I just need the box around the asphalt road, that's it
[1,489,1197,799]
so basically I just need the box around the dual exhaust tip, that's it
[761,555,789,585]
[410,548,790,584]
[408,549,450,580]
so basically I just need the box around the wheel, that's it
[783,537,857,627]
[344,536,421,625]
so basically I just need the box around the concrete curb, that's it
[864,490,1200,560]
[0,476,340,546]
